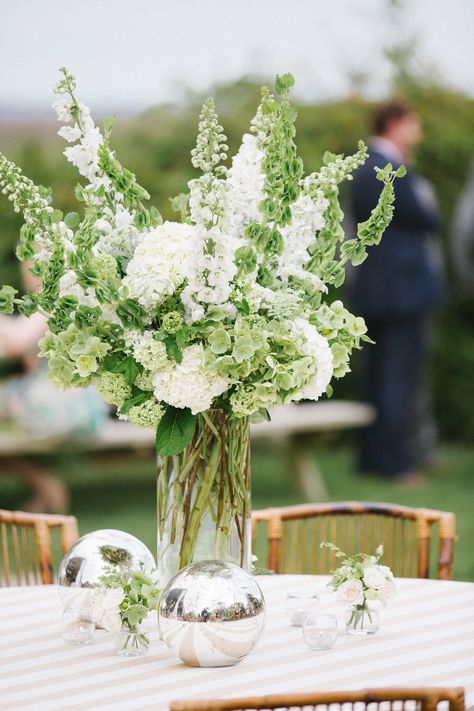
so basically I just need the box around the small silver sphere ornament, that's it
[159,560,265,667]
[58,529,155,609]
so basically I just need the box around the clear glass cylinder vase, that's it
[114,625,149,657]
[156,410,251,588]
[345,603,379,635]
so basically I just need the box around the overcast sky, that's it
[1,0,473,113]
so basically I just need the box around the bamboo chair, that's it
[251,502,455,579]
[170,687,466,711]
[0,509,79,586]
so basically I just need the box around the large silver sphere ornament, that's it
[159,560,265,667]
[58,529,155,608]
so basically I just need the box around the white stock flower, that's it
[59,270,99,308]
[91,588,124,633]
[363,566,386,590]
[153,343,229,414]
[291,318,333,401]
[181,226,238,323]
[124,221,192,312]
[336,578,364,606]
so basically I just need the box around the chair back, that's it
[170,686,466,711]
[252,502,455,579]
[0,509,78,585]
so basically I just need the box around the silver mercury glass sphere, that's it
[159,560,266,667]
[58,529,156,608]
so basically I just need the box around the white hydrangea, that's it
[91,588,123,633]
[291,317,333,401]
[124,221,192,312]
[276,192,328,278]
[226,133,265,237]
[153,343,229,414]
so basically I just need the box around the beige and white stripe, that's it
[0,576,472,711]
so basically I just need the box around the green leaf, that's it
[51,209,63,223]
[164,336,183,364]
[111,355,141,386]
[120,392,150,415]
[395,164,407,178]
[275,73,295,96]
[156,406,196,456]
[64,212,80,229]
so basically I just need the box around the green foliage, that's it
[155,406,196,456]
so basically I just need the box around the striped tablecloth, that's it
[0,576,472,711]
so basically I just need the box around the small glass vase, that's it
[114,625,150,657]
[156,409,251,588]
[345,603,379,635]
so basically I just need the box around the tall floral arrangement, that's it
[0,69,404,580]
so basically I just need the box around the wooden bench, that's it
[0,400,375,512]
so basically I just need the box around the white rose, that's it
[101,609,123,633]
[379,579,397,605]
[378,565,394,580]
[363,566,386,590]
[337,578,364,605]
[91,588,124,631]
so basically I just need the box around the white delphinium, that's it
[276,192,328,280]
[291,318,333,401]
[124,221,192,313]
[153,343,229,414]
[226,133,265,238]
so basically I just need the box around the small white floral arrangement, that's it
[321,542,396,631]
[0,69,405,457]
[91,568,161,652]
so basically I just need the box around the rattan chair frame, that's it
[170,686,466,711]
[251,501,455,579]
[0,509,78,585]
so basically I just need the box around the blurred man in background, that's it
[349,101,445,483]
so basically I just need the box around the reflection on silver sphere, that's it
[58,529,155,608]
[159,560,265,667]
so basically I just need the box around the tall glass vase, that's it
[156,410,251,587]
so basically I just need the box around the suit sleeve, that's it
[391,170,440,231]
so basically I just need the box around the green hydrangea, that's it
[134,369,154,392]
[161,311,183,335]
[127,399,164,429]
[96,371,132,407]
[91,253,117,281]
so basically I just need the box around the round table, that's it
[0,576,472,711]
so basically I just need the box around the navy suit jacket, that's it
[349,149,445,317]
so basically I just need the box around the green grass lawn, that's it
[1,441,472,581]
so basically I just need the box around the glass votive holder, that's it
[61,605,95,645]
[286,591,319,626]
[303,614,338,650]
